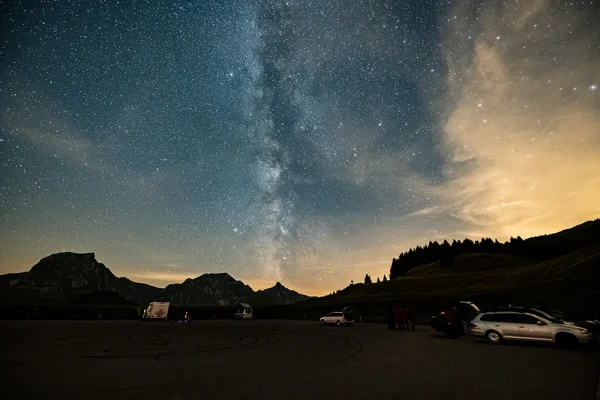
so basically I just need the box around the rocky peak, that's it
[165,272,254,306]
[11,252,117,294]
[194,272,235,282]
[29,252,111,274]
[252,282,311,305]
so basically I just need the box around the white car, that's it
[320,311,354,326]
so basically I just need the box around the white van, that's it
[235,303,253,320]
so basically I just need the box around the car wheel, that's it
[336,320,341,326]
[486,330,502,344]
[320,319,325,325]
[555,333,579,348]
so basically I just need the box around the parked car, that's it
[492,306,600,332]
[320,311,354,326]
[470,310,595,347]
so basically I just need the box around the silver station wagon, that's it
[470,310,595,346]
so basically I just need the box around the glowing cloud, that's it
[438,0,600,239]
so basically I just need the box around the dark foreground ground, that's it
[2,320,599,400]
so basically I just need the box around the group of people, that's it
[387,306,415,330]
[430,302,480,338]
[438,307,467,337]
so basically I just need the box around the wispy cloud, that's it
[1,85,108,171]
[1,78,178,200]
[435,0,600,239]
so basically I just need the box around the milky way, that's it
[1,0,599,295]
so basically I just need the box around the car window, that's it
[482,313,517,322]
[481,313,514,322]
[334,312,343,316]
[513,314,540,324]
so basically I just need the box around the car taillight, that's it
[468,323,478,328]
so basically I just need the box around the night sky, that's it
[1,0,599,295]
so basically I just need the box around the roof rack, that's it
[491,306,533,312]
[490,306,559,320]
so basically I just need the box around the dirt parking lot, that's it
[2,320,599,400]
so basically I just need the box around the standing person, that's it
[407,307,415,331]
[451,307,460,337]
[399,307,408,330]
[394,306,401,330]
[457,304,467,336]
[459,303,474,337]
[442,307,459,338]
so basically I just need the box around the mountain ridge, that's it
[0,253,311,306]
[1,219,598,309]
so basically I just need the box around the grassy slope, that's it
[526,219,600,247]
[404,253,533,277]
[290,244,600,318]
[2,220,597,319]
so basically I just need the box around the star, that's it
[0,0,598,297]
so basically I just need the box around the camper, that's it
[143,302,170,320]
[235,303,253,320]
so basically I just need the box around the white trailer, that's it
[144,302,170,319]
[235,303,253,320]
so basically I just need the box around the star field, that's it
[1,0,599,295]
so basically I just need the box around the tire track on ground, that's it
[81,333,259,360]
[303,331,363,369]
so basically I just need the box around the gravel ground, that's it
[2,320,599,400]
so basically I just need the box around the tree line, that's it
[389,218,600,280]
[361,274,388,284]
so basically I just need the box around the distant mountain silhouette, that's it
[0,253,311,306]
[252,282,311,305]
[0,253,158,304]
[164,273,255,306]
[163,275,310,306]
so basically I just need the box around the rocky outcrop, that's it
[164,273,255,306]
[2,252,160,304]
[9,253,117,293]
[251,282,311,305]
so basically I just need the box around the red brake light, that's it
[468,323,478,328]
